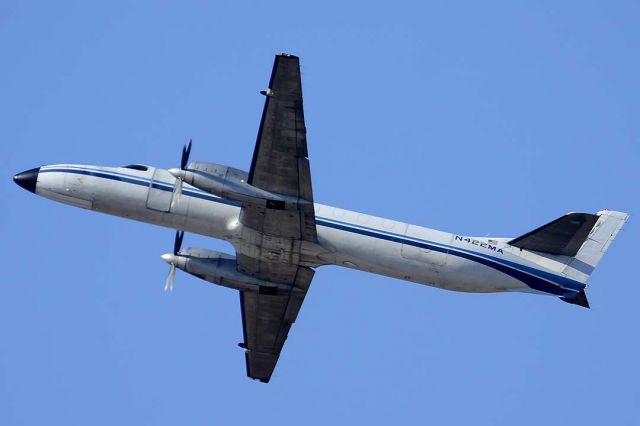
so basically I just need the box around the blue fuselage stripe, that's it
[40,167,583,296]
[314,216,584,293]
[41,167,240,206]
[314,220,579,296]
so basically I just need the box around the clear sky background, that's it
[1,1,638,425]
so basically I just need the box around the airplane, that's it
[13,53,629,383]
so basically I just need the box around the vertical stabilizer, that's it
[562,210,629,283]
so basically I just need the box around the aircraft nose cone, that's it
[13,167,40,193]
[161,253,176,265]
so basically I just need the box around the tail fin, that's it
[509,210,629,307]
[562,210,629,283]
[509,212,599,257]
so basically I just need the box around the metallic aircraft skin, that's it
[29,163,606,297]
[13,54,628,382]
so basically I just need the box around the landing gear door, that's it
[146,168,174,212]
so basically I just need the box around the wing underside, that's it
[235,53,317,382]
[239,266,314,382]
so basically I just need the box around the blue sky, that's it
[2,1,638,424]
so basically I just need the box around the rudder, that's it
[562,210,629,283]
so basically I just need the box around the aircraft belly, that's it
[316,223,440,286]
[439,255,530,293]
[233,227,300,265]
[44,167,242,242]
[315,213,528,293]
[400,225,451,274]
[96,184,240,240]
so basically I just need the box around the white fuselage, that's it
[33,164,585,298]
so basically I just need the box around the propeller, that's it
[162,230,184,292]
[170,139,192,209]
[181,139,192,170]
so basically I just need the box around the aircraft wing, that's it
[239,266,314,382]
[248,54,313,202]
[236,53,317,382]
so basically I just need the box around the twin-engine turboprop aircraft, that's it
[14,54,628,383]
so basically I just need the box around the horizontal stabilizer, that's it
[509,212,598,256]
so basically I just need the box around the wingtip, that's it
[275,52,299,59]
[248,374,271,384]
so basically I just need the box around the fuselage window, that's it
[122,164,148,171]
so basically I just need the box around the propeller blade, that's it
[164,264,176,292]
[173,230,184,255]
[181,139,192,170]
[164,141,190,292]
[170,177,183,209]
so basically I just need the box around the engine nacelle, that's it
[169,162,305,210]
[165,247,297,294]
